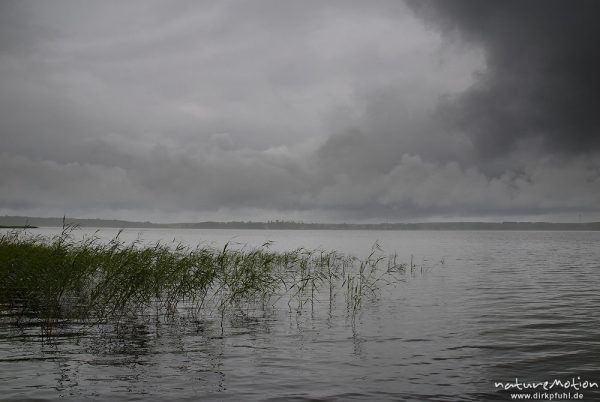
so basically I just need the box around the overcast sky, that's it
[1,0,599,222]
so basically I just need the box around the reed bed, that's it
[0,228,407,333]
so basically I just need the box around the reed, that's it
[0,228,407,333]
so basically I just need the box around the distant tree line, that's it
[1,216,600,230]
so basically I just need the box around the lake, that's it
[1,228,600,401]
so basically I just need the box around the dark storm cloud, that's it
[409,0,600,158]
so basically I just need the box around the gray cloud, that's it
[3,148,599,222]
[1,1,599,222]
[408,0,600,160]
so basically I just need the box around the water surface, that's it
[1,228,599,401]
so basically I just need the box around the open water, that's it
[1,228,599,401]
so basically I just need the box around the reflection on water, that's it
[1,229,600,401]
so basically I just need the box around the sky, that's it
[1,0,599,223]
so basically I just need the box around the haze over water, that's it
[1,228,599,401]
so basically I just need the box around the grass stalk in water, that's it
[0,228,408,333]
